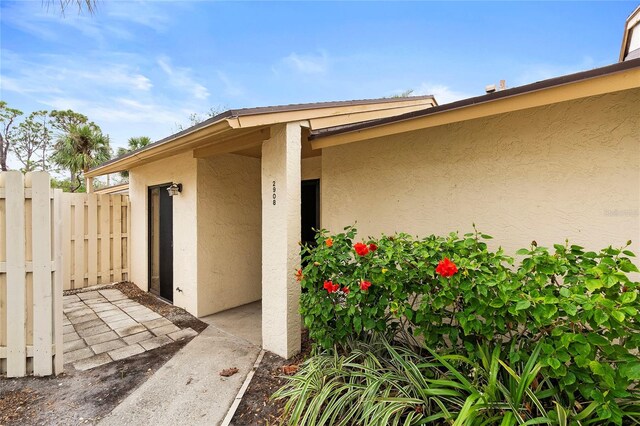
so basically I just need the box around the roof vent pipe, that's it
[485,80,507,94]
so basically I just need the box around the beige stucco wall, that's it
[302,156,322,180]
[321,89,640,255]
[196,154,262,317]
[128,151,198,314]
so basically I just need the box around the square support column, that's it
[261,123,302,359]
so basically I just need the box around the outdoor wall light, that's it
[167,183,182,196]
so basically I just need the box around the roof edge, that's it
[310,59,640,141]
[87,95,436,177]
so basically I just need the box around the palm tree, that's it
[117,136,151,179]
[52,124,112,192]
[46,0,97,15]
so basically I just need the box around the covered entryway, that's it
[83,96,438,359]
[148,184,174,302]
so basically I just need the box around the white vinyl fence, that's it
[0,171,63,377]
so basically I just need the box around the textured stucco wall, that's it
[196,154,262,317]
[262,123,302,358]
[302,156,322,180]
[128,151,198,314]
[321,89,640,255]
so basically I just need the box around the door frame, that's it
[147,182,174,303]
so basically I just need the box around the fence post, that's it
[73,194,84,289]
[87,193,98,285]
[27,172,53,376]
[98,194,110,283]
[112,195,122,281]
[61,194,71,290]
[3,171,27,377]
[53,188,64,374]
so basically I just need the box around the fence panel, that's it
[0,172,130,376]
[63,192,130,290]
[0,171,62,377]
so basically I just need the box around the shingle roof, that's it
[310,59,640,140]
[92,95,435,172]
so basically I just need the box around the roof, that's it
[620,5,640,61]
[87,95,436,177]
[310,58,640,147]
[94,182,129,195]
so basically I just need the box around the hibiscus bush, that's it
[298,226,640,422]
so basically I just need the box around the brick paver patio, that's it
[63,289,197,371]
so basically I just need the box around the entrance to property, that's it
[148,184,174,302]
[301,179,320,247]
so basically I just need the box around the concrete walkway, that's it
[99,302,262,426]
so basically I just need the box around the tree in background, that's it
[0,101,23,171]
[117,136,152,179]
[52,124,112,192]
[13,111,52,172]
[49,109,90,134]
[175,106,224,132]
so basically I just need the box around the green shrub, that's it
[298,226,640,423]
[275,333,639,425]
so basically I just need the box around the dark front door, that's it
[149,184,174,302]
[301,179,320,247]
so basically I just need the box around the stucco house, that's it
[87,13,640,358]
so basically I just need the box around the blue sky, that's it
[1,1,636,151]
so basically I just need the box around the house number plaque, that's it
[272,181,277,205]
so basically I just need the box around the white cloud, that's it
[216,71,245,97]
[282,51,329,74]
[157,56,210,100]
[105,2,171,32]
[1,50,153,95]
[1,0,175,48]
[0,50,209,147]
[414,83,475,105]
[40,96,184,125]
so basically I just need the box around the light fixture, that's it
[167,183,182,196]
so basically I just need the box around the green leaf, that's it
[589,360,606,376]
[515,300,531,311]
[548,358,561,370]
[620,291,637,304]
[619,260,639,273]
[559,287,571,298]
[593,310,609,325]
[585,279,603,292]
[562,303,578,316]
[586,333,608,346]
[516,248,530,255]
[611,310,625,323]
[619,361,640,380]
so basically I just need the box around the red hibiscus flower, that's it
[354,242,369,256]
[295,269,303,282]
[342,286,350,294]
[369,243,378,252]
[435,258,458,278]
[360,280,372,291]
[325,238,333,247]
[323,280,339,293]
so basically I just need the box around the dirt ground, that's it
[231,330,312,426]
[0,282,207,426]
